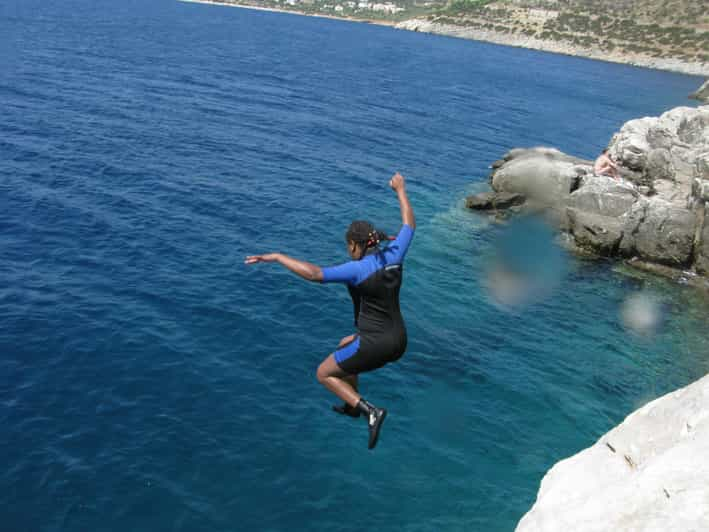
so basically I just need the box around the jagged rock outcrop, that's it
[465,191,526,210]
[516,373,709,532]
[467,105,709,284]
[490,147,589,203]
[609,106,709,193]
[565,175,638,254]
[696,208,709,274]
[619,197,697,266]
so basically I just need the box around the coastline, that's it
[177,0,398,27]
[178,0,708,77]
[396,19,709,78]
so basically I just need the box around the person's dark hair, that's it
[346,220,388,257]
[602,148,609,154]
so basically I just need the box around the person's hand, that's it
[244,253,280,265]
[389,172,405,192]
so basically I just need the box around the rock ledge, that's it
[467,104,709,287]
[516,373,709,532]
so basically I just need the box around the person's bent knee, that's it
[316,362,328,384]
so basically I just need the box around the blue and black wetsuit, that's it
[322,224,414,375]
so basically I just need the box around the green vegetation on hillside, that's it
[427,0,708,63]
[196,0,708,64]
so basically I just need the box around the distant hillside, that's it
[428,0,708,64]
[505,0,707,28]
[186,0,708,71]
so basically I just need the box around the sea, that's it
[1,0,707,530]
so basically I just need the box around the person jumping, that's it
[245,172,415,450]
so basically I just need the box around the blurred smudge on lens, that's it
[483,216,567,309]
[621,292,662,337]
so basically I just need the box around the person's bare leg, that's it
[337,334,359,404]
[317,355,361,407]
[317,355,387,450]
[343,373,358,392]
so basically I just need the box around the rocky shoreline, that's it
[467,88,709,291]
[396,19,709,77]
[177,0,398,26]
[502,85,709,532]
[179,0,708,77]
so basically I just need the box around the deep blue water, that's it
[2,0,708,530]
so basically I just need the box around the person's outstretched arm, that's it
[245,253,324,282]
[381,172,415,266]
[390,172,415,229]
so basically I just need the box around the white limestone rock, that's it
[611,117,655,173]
[489,146,589,203]
[619,197,696,267]
[472,106,709,279]
[516,374,709,532]
[609,107,709,188]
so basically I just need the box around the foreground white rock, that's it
[516,374,709,532]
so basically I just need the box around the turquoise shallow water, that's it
[1,0,708,530]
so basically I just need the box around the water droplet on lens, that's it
[484,216,567,310]
[621,292,661,337]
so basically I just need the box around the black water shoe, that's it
[332,403,360,418]
[356,399,387,450]
[366,407,387,450]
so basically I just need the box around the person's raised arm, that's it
[389,172,415,230]
[244,253,323,282]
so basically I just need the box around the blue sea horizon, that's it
[1,0,707,530]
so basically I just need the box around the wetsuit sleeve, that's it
[321,260,361,285]
[382,224,414,265]
[347,285,361,327]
